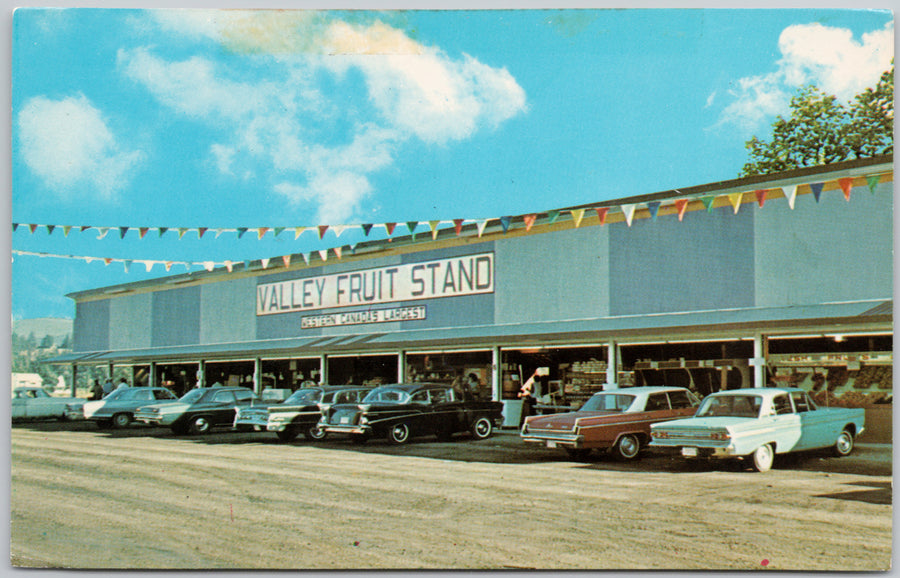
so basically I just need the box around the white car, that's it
[11,387,84,421]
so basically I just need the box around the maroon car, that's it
[520,386,699,460]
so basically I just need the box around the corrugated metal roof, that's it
[47,299,891,365]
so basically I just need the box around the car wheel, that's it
[111,413,132,429]
[388,423,411,445]
[304,425,327,441]
[470,417,493,440]
[614,434,641,460]
[189,416,212,435]
[833,429,855,457]
[350,433,369,445]
[750,443,774,472]
[565,448,592,461]
[276,428,299,442]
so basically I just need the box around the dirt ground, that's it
[8,419,893,571]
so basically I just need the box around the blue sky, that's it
[9,7,894,320]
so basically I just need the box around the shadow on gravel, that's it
[814,481,892,505]
[13,422,892,476]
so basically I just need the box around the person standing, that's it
[116,378,129,390]
[89,379,104,401]
[102,378,114,396]
[518,370,539,428]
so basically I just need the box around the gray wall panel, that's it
[108,293,152,350]
[201,277,257,344]
[150,286,201,347]
[755,183,893,307]
[495,226,609,324]
[609,207,755,315]
[73,300,109,352]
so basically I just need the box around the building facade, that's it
[56,156,893,427]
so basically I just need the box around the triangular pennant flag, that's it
[477,220,490,237]
[701,196,716,212]
[46,225,56,235]
[385,223,397,236]
[429,220,440,239]
[237,227,248,239]
[318,249,329,262]
[224,260,233,272]
[728,192,743,214]
[178,228,188,239]
[81,226,91,232]
[571,209,585,228]
[104,258,113,266]
[273,227,284,238]
[197,227,207,239]
[621,204,636,227]
[548,210,561,224]
[783,185,798,209]
[361,224,374,236]
[318,225,329,239]
[142,260,154,272]
[294,227,306,239]
[499,216,512,233]
[96,227,109,239]
[674,199,689,221]
[159,227,168,237]
[139,227,149,239]
[595,207,609,225]
[300,253,310,265]
[523,214,537,231]
[62,225,72,237]
[203,261,215,272]
[349,243,358,255]
[282,254,292,268]
[406,221,419,237]
[332,225,348,238]
[866,174,881,193]
[118,227,127,239]
[164,261,173,272]
[257,227,269,239]
[755,190,767,208]
[123,260,131,273]
[453,219,465,235]
[647,202,661,222]
[85,256,96,265]
[12,223,18,232]
[334,247,343,260]
[838,177,853,201]
[261,258,270,269]
[28,224,38,234]
[810,182,824,202]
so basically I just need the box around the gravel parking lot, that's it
[9,420,893,571]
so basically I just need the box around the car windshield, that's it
[179,389,204,404]
[696,394,762,418]
[362,388,411,404]
[285,388,322,405]
[580,393,636,412]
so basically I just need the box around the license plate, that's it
[340,416,350,424]
[682,447,698,457]
[546,441,557,448]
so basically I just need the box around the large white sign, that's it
[257,252,494,316]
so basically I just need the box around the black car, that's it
[320,383,504,444]
[134,386,263,434]
[236,385,372,441]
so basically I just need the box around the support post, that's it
[606,339,618,390]
[397,350,406,383]
[753,333,768,388]
[71,364,78,397]
[491,346,501,401]
[319,354,328,386]
[254,358,263,395]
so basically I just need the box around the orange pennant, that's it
[674,199,689,221]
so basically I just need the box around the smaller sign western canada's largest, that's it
[256,252,494,316]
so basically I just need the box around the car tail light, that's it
[710,431,730,440]
[652,431,668,439]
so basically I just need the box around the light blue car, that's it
[649,387,865,472]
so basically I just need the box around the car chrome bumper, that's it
[234,416,268,428]
[322,424,370,435]
[521,432,584,449]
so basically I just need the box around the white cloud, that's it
[123,12,527,223]
[717,21,893,133]
[17,94,143,198]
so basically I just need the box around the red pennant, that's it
[453,219,465,235]
[139,227,149,239]
[523,214,537,231]
[318,225,328,239]
[755,190,767,208]
[838,177,853,201]
[594,207,609,226]
[282,254,291,268]
[197,227,207,239]
[28,224,38,234]
[258,227,269,239]
[385,223,397,236]
[674,199,689,221]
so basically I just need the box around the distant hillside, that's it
[12,318,73,342]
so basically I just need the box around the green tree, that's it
[741,63,893,177]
